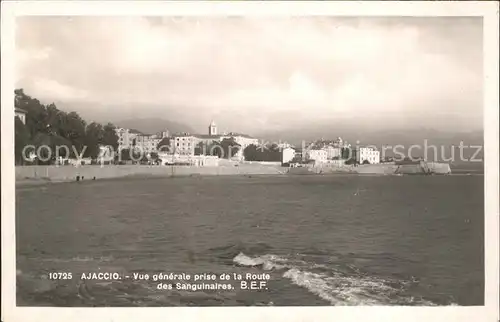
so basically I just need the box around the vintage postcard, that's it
[1,1,498,322]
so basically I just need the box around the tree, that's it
[362,160,371,165]
[15,89,49,138]
[102,123,119,151]
[84,122,104,158]
[205,140,222,156]
[157,137,171,152]
[341,147,352,160]
[120,148,132,161]
[63,112,87,153]
[15,117,31,165]
[243,144,258,161]
[290,154,305,164]
[219,138,241,159]
[14,88,118,163]
[131,149,143,161]
[194,141,205,156]
[243,144,281,162]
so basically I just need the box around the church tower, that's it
[208,120,217,136]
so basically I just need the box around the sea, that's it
[16,168,484,306]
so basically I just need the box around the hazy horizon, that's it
[16,16,483,136]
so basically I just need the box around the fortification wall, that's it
[15,163,284,182]
[15,161,451,183]
[355,164,398,174]
[354,162,451,175]
[427,162,452,174]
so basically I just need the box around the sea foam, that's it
[232,252,439,306]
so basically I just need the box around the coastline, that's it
[15,161,458,187]
[15,164,287,186]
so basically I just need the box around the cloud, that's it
[15,16,483,134]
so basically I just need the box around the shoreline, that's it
[15,164,471,188]
[15,164,286,187]
[14,168,350,187]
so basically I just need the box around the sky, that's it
[16,16,483,135]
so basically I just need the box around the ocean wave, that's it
[233,252,287,270]
[232,252,439,306]
[209,242,274,263]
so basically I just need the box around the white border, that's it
[1,1,498,322]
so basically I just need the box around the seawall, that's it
[15,161,452,184]
[356,162,451,175]
[16,163,285,183]
[286,162,451,175]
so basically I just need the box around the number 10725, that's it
[48,272,73,280]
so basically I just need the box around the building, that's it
[282,147,296,164]
[324,146,342,160]
[133,134,162,153]
[221,133,259,148]
[306,149,328,163]
[209,120,217,136]
[308,137,349,160]
[158,153,219,167]
[15,107,27,124]
[115,128,139,152]
[220,133,259,161]
[115,128,169,153]
[172,134,198,155]
[355,147,380,164]
[170,121,258,160]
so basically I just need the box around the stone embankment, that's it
[15,163,285,184]
[15,161,451,185]
[287,161,451,175]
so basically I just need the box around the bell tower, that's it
[208,120,217,136]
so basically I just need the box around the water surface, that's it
[16,174,484,306]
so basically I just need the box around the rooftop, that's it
[222,132,255,139]
[173,132,255,139]
[15,107,27,114]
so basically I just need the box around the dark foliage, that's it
[14,89,119,164]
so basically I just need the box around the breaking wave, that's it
[233,252,287,270]
[232,252,443,306]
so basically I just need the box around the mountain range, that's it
[116,118,195,135]
[50,99,484,161]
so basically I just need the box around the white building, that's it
[324,146,342,159]
[306,149,328,163]
[116,128,170,153]
[170,122,258,160]
[172,135,197,155]
[220,133,259,161]
[158,153,219,167]
[356,147,380,164]
[15,107,27,124]
[134,134,162,153]
[221,133,259,148]
[115,128,137,151]
[282,147,296,164]
[209,120,218,136]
